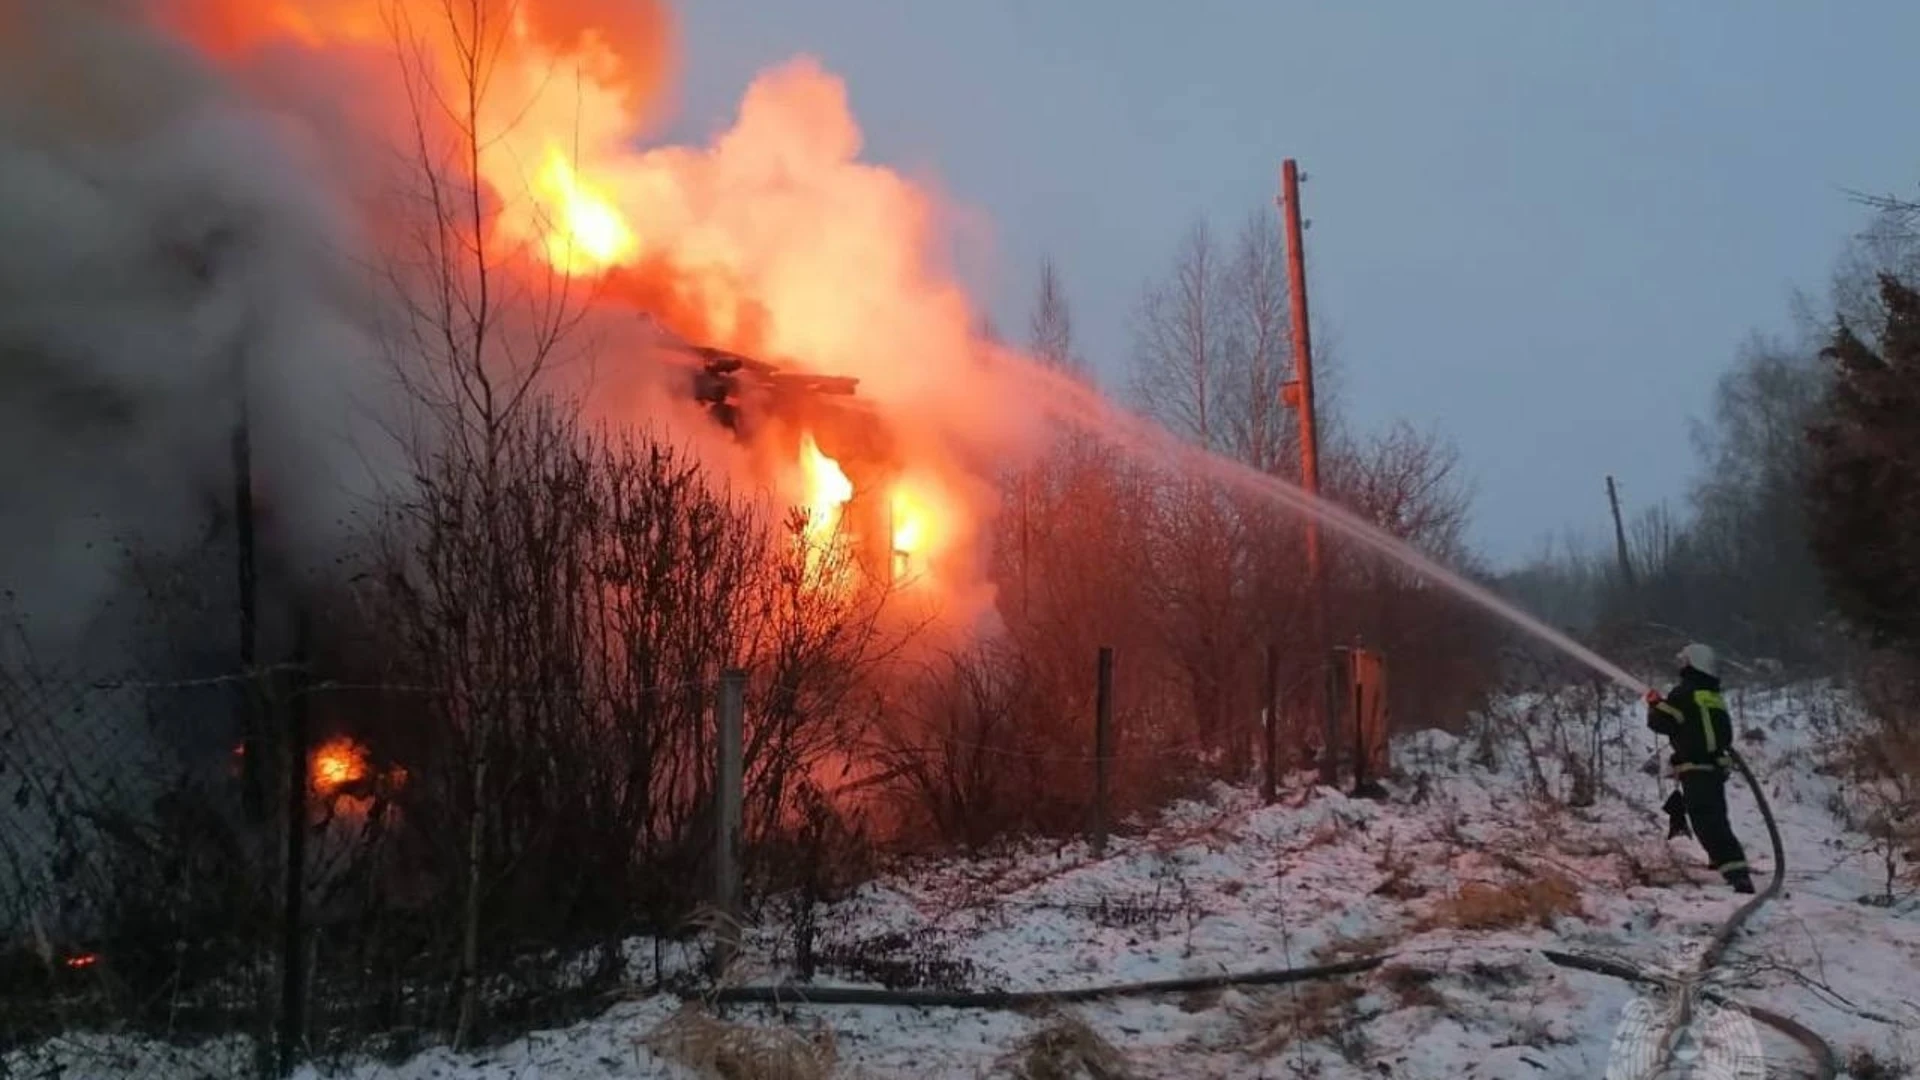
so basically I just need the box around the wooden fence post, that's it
[1322,646,1345,788]
[712,669,746,976]
[1351,656,1367,792]
[1091,646,1114,856]
[1349,647,1390,800]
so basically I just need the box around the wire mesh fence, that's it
[0,663,282,1074]
[0,659,735,1076]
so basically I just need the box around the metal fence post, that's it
[712,669,746,976]
[276,621,311,1076]
[1323,646,1344,788]
[1092,646,1114,856]
[1263,643,1280,803]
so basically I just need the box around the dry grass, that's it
[1231,980,1367,1058]
[644,1005,837,1080]
[1003,1013,1136,1080]
[1423,870,1583,931]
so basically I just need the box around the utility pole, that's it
[1605,475,1636,590]
[1278,159,1331,785]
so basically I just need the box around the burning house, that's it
[679,340,935,589]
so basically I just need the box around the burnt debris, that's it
[688,344,859,437]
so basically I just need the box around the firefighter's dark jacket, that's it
[1647,668,1732,773]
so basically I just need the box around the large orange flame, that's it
[795,432,854,588]
[533,147,640,275]
[798,434,853,538]
[890,484,933,582]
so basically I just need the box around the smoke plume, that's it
[0,0,402,659]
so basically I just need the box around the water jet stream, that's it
[1012,362,1648,695]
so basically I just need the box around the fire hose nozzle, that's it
[1643,688,1663,705]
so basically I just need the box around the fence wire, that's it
[0,662,283,1077]
[0,659,746,1076]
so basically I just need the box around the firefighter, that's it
[1645,643,1756,894]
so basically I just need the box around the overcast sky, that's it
[664,2,1920,566]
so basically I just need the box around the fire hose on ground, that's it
[1544,747,1835,1078]
[701,747,1839,1077]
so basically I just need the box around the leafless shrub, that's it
[330,401,899,1042]
[873,641,1070,849]
[1002,242,1501,796]
[760,782,873,981]
[1829,658,1920,904]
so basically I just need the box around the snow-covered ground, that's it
[9,682,1917,1078]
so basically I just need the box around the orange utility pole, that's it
[1278,159,1332,785]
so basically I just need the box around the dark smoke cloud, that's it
[0,0,406,660]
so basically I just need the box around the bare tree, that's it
[1133,222,1229,449]
[1128,224,1272,757]
[1320,422,1491,729]
[382,2,588,460]
[1629,502,1685,584]
[373,0,603,1045]
[1029,257,1082,373]
[1830,191,1920,334]
[1220,210,1294,474]
[1005,257,1085,624]
[1329,423,1472,564]
[355,403,894,1036]
[1687,337,1829,663]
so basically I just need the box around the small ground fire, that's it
[310,737,368,797]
